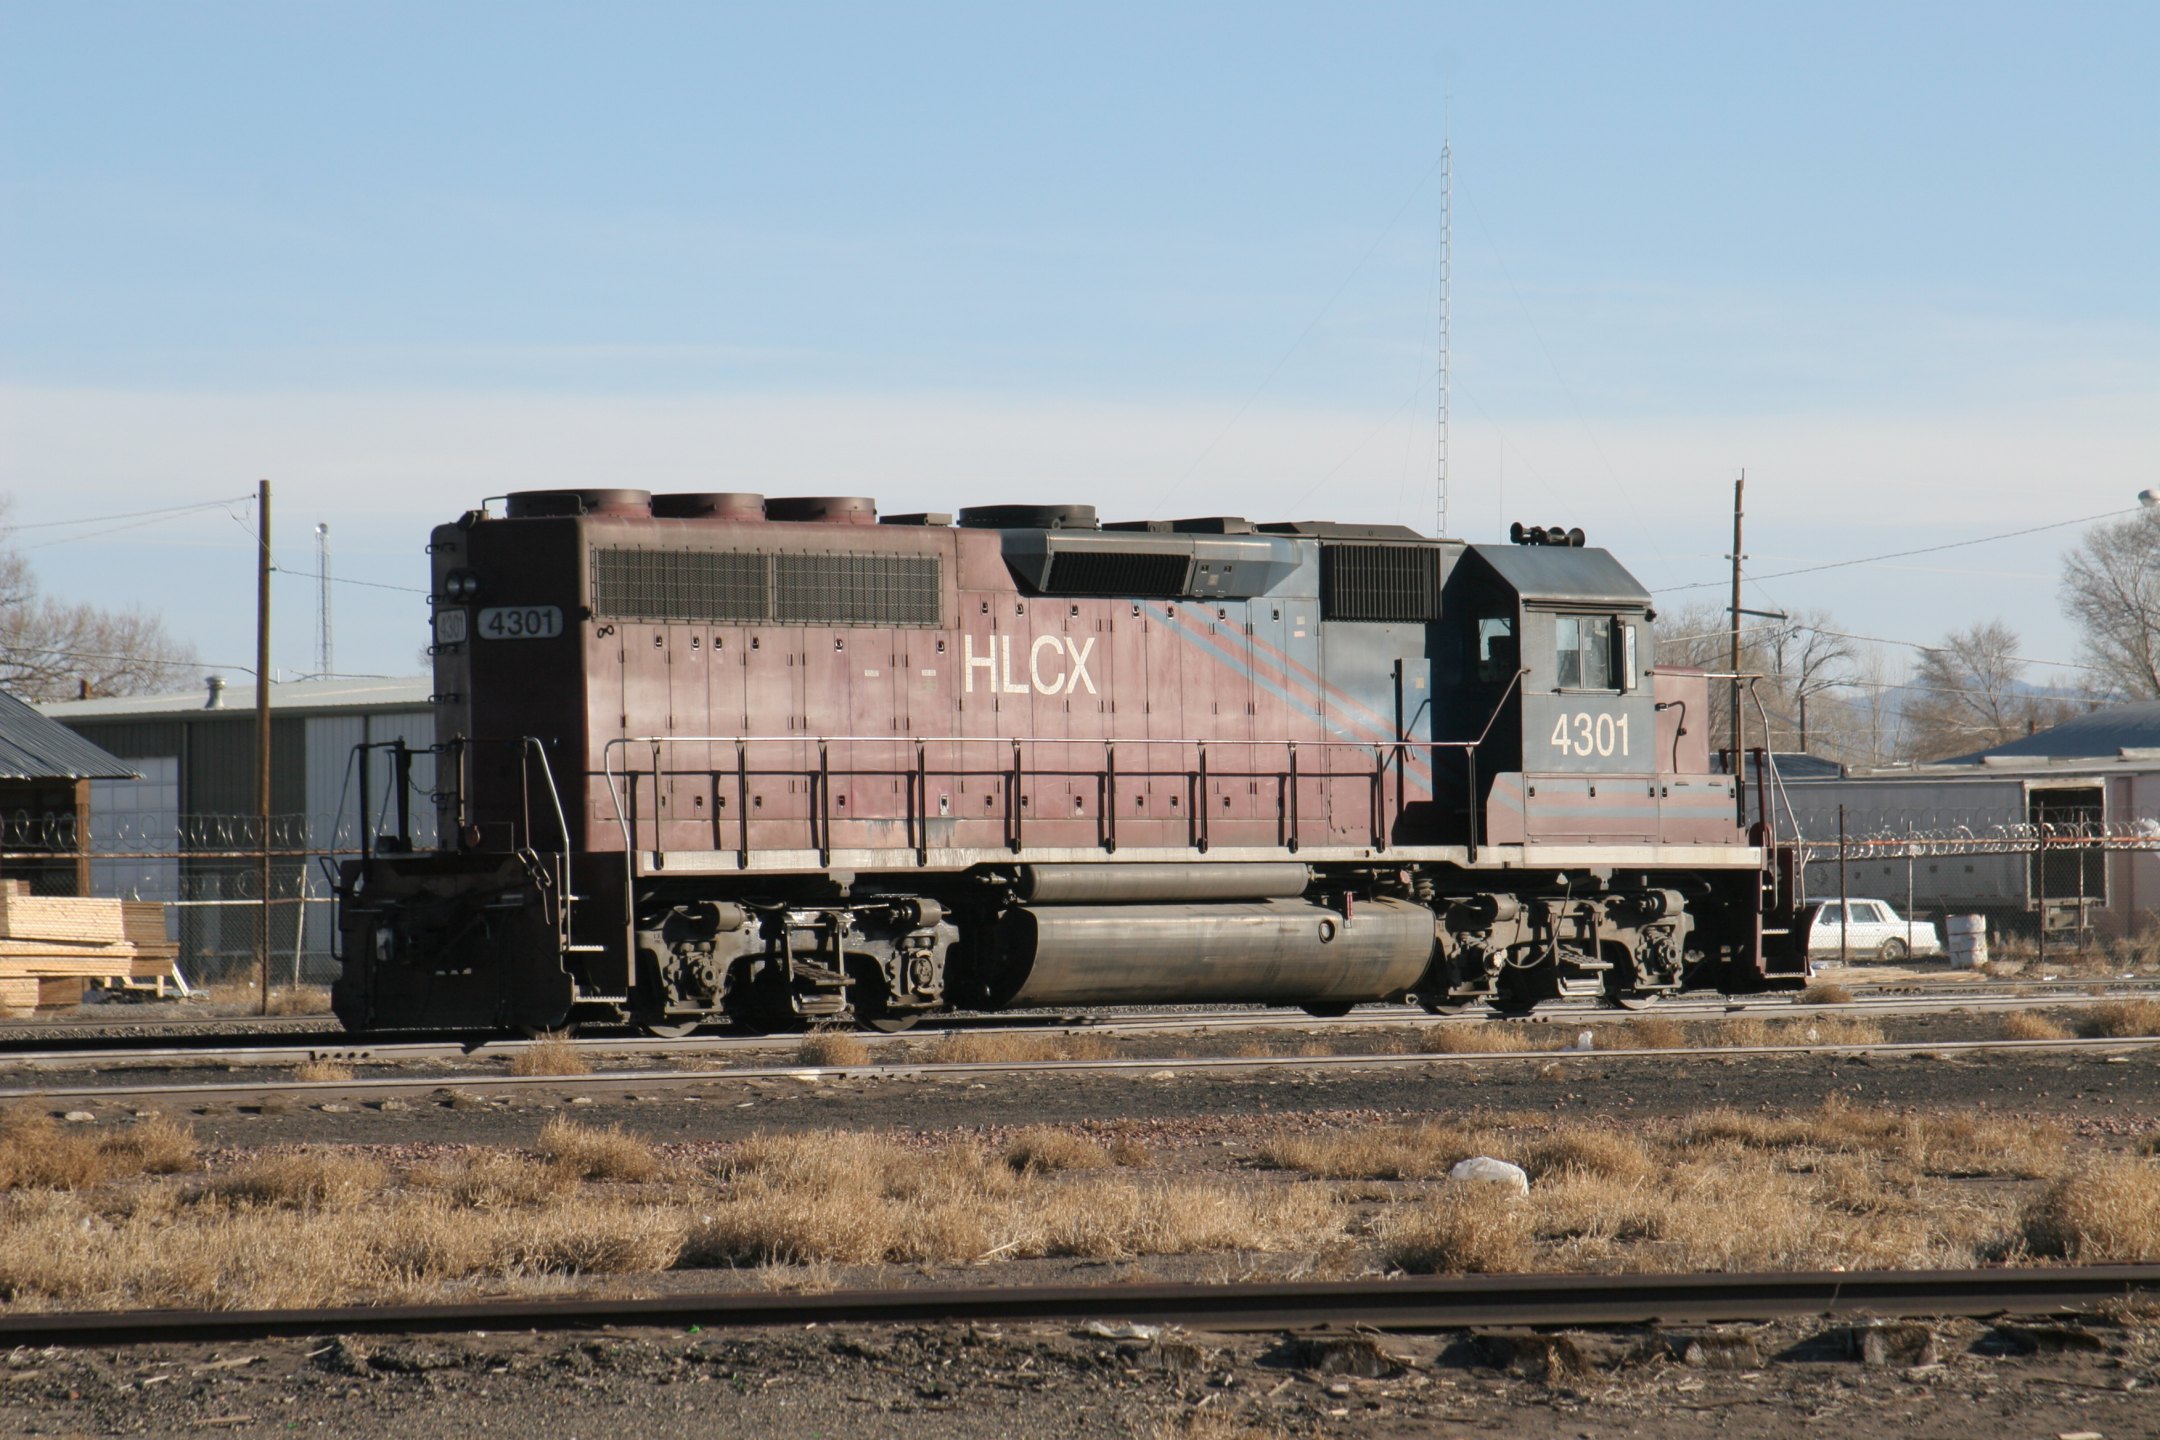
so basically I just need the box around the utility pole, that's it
[1728,472,1745,826]
[315,522,332,678]
[256,480,272,1015]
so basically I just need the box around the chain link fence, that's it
[2,810,368,991]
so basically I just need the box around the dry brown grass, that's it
[1155,1412,1287,1440]
[930,1030,1118,1064]
[507,1032,589,1077]
[1253,1120,1482,1181]
[1003,1127,1111,1174]
[2000,1010,2073,1041]
[204,1149,386,1209]
[411,1151,579,1209]
[2076,999,2160,1038]
[1680,1097,2062,1177]
[0,1186,686,1311]
[292,1059,354,1083]
[200,982,332,1016]
[1108,1136,1153,1167]
[685,1129,1343,1269]
[1717,1015,1885,1048]
[1418,1023,1554,1055]
[536,1116,660,1182]
[1522,1128,1655,1186]
[1802,980,1854,1004]
[1613,1017,1687,1049]
[796,1030,870,1067]
[1381,1184,1533,1273]
[2023,1158,2160,1260]
[0,1110,197,1190]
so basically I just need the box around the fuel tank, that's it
[989,897,1434,1008]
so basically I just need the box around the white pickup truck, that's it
[1800,899,1944,962]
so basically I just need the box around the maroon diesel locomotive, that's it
[332,490,1803,1034]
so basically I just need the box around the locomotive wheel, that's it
[1600,990,1656,1011]
[863,1013,920,1034]
[1419,995,1477,1014]
[1300,1002,1354,1019]
[641,1020,703,1039]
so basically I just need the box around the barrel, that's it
[1946,914,1988,969]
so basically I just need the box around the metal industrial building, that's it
[42,676,434,982]
[1757,701,2160,942]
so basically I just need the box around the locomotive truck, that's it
[332,490,1804,1035]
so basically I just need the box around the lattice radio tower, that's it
[1435,139,1451,538]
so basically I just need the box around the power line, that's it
[1654,506,2139,594]
[1797,625,2102,673]
[0,495,254,532]
[270,566,426,596]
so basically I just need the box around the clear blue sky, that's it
[1,1,2154,684]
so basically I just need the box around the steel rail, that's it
[1,1033,2153,1107]
[4,1265,2156,1348]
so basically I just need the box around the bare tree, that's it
[1654,603,1876,763]
[2061,507,2160,699]
[1902,620,2070,760]
[1759,611,1855,754]
[0,500,198,701]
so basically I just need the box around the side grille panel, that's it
[591,548,942,626]
[1320,545,1442,623]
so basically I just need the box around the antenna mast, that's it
[1435,137,1451,538]
[314,523,332,678]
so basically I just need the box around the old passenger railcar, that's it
[333,492,1796,1033]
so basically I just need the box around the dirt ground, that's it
[1,1312,2155,1439]
[4,1039,2159,1437]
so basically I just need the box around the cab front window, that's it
[1555,614,1613,689]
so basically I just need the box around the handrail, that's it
[597,669,1539,869]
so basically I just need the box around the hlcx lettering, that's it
[963,635,1098,696]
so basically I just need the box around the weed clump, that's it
[1382,1185,1532,1274]
[797,1030,870,1068]
[2023,1158,2160,1260]
[2077,999,2160,1039]
[507,1032,589,1077]
[0,1110,197,1191]
[2000,1010,2072,1042]
[537,1117,660,1182]
[1004,1127,1111,1174]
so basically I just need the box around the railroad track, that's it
[0,980,2151,1070]
[0,983,2152,1073]
[6,1265,2156,1347]
[6,972,2158,1057]
[2,1031,2154,1108]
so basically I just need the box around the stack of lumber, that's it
[0,880,179,1012]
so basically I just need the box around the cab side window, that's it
[1555,615,1613,689]
[1475,616,1517,682]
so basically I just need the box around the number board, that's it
[433,608,468,646]
[476,605,564,640]
[1523,694,1655,774]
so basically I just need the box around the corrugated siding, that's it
[63,720,187,763]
